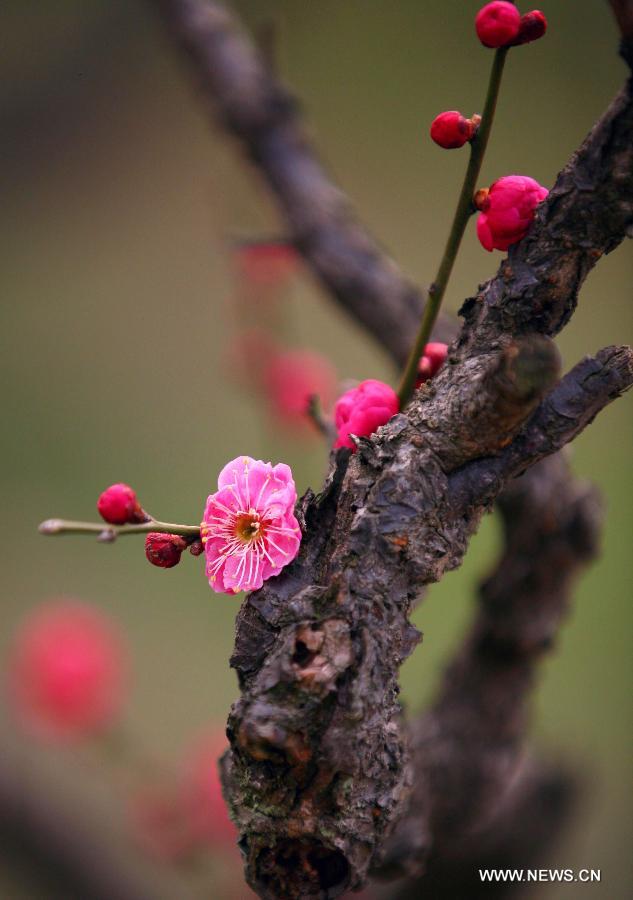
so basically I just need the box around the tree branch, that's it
[379,451,601,880]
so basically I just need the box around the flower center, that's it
[234,511,264,543]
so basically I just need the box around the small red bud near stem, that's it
[430,111,481,150]
[512,10,547,45]
[97,483,145,525]
[145,533,188,568]
[475,1,521,48]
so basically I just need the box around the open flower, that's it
[201,457,301,594]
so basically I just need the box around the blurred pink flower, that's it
[235,240,299,288]
[476,175,549,252]
[263,349,337,431]
[416,342,448,387]
[225,328,278,390]
[201,456,301,594]
[8,600,126,741]
[334,379,399,451]
[130,784,195,862]
[129,732,237,863]
[180,732,236,847]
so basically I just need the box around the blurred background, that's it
[1,1,631,897]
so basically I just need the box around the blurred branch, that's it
[390,759,581,899]
[151,0,456,368]
[0,740,158,900]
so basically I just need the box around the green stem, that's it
[38,518,200,539]
[397,47,508,407]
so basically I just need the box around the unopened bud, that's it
[512,10,547,45]
[475,1,521,48]
[430,111,477,149]
[97,483,145,525]
[145,533,187,569]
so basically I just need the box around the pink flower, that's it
[416,342,448,387]
[263,349,337,431]
[8,600,126,741]
[334,379,399,451]
[201,457,301,594]
[475,175,549,252]
[430,111,478,150]
[475,2,521,48]
[97,482,144,525]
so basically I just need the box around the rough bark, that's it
[380,452,601,881]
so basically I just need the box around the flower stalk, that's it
[397,47,509,407]
[39,518,201,542]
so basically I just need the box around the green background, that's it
[1,1,631,897]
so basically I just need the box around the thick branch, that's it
[151,0,456,366]
[379,451,601,878]
[222,344,631,899]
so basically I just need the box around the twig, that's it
[397,47,508,406]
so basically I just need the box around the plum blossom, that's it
[334,379,399,451]
[475,175,549,252]
[201,456,301,594]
